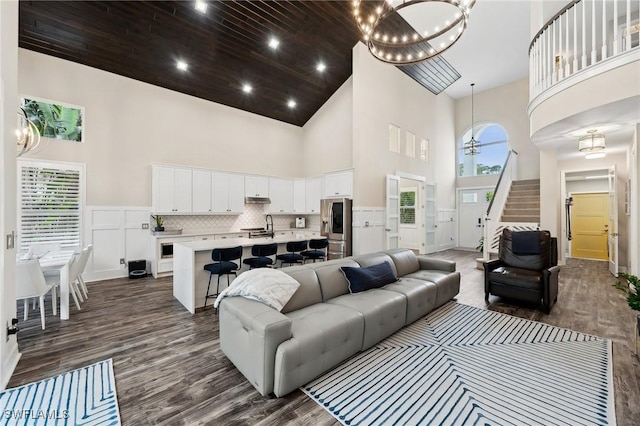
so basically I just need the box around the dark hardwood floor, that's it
[8,250,640,425]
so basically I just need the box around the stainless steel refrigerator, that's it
[321,198,352,260]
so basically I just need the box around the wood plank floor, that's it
[8,251,640,425]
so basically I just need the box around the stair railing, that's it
[483,149,518,260]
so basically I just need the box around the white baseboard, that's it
[84,269,128,283]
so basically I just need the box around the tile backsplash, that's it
[161,204,320,231]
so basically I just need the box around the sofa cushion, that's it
[341,262,398,293]
[274,303,364,397]
[281,266,323,313]
[353,252,398,276]
[406,270,461,306]
[383,248,421,277]
[307,259,359,301]
[488,266,542,290]
[327,289,406,350]
[384,278,438,324]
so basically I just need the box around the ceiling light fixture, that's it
[464,83,479,156]
[242,83,253,94]
[194,0,207,14]
[579,130,606,154]
[268,37,280,50]
[287,99,296,109]
[316,62,326,72]
[176,60,188,71]
[352,0,475,65]
[16,107,41,157]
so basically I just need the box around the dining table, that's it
[17,250,76,320]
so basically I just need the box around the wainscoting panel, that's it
[85,206,151,282]
[352,207,385,255]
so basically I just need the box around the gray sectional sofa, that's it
[218,248,461,397]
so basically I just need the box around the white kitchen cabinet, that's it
[192,169,212,213]
[245,175,269,198]
[323,170,353,198]
[293,179,306,214]
[152,165,192,214]
[212,173,245,214]
[305,177,322,213]
[268,178,294,214]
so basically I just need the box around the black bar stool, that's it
[301,238,328,263]
[203,245,242,307]
[276,240,307,268]
[243,243,278,269]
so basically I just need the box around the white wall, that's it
[1,0,20,390]
[18,50,304,207]
[566,179,609,194]
[301,77,353,176]
[630,125,639,274]
[455,77,540,188]
[351,43,456,210]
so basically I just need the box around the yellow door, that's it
[571,193,609,260]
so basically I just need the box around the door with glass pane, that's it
[424,184,436,253]
[458,187,492,249]
[386,175,400,249]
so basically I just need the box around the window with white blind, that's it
[18,161,84,251]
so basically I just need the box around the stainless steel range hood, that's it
[244,196,271,204]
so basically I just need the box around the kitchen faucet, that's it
[265,214,274,237]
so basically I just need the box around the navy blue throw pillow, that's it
[340,262,398,294]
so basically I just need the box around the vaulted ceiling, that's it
[18,0,463,127]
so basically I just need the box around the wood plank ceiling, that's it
[19,0,362,127]
[18,1,459,127]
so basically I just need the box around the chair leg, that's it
[39,295,45,330]
[23,299,28,321]
[52,287,57,316]
[70,285,81,311]
[78,276,89,299]
[204,273,213,307]
[73,280,84,303]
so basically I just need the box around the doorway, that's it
[457,187,493,249]
[570,192,609,260]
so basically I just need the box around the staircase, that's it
[501,179,540,223]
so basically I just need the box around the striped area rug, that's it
[303,302,615,426]
[0,359,121,425]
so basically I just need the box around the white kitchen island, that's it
[173,234,311,313]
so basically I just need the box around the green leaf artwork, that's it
[21,98,83,142]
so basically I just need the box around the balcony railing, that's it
[529,0,639,100]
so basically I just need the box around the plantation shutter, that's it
[18,162,82,250]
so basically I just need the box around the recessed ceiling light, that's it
[268,37,280,50]
[287,99,296,109]
[194,0,207,13]
[316,62,326,72]
[242,84,252,94]
[176,60,188,71]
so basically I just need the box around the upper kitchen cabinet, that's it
[245,175,269,198]
[268,178,294,214]
[305,177,322,213]
[323,170,353,199]
[152,165,192,214]
[293,179,306,214]
[192,170,244,214]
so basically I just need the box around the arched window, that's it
[458,123,508,177]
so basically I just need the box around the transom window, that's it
[458,123,508,177]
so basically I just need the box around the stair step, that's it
[510,184,540,191]
[508,189,540,197]
[503,208,540,215]
[504,202,540,210]
[513,179,540,185]
[501,215,540,223]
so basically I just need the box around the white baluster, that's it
[558,16,563,80]
[592,0,597,65]
[582,0,587,68]
[553,22,557,83]
[626,0,631,51]
[574,3,579,72]
[602,0,607,60]
[613,0,619,55]
[565,10,571,77]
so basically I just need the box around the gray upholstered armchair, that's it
[483,229,560,313]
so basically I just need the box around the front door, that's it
[458,188,492,249]
[570,192,609,260]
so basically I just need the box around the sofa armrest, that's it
[219,297,292,396]
[417,256,456,273]
[483,259,505,300]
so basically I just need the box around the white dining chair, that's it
[74,245,92,299]
[16,260,59,330]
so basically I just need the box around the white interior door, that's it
[458,188,492,249]
[424,184,437,253]
[386,175,400,249]
[608,166,618,276]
